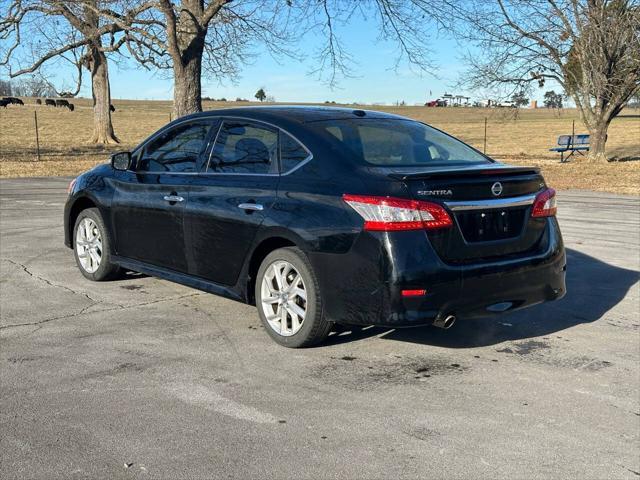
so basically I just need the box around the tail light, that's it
[531,188,557,217]
[67,178,77,195]
[401,289,427,297]
[343,194,452,231]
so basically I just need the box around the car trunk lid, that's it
[385,164,549,264]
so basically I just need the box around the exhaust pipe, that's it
[433,314,456,329]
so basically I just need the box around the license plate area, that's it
[455,207,526,242]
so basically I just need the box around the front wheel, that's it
[73,208,120,281]
[255,247,332,348]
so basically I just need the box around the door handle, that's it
[238,203,264,211]
[163,195,184,202]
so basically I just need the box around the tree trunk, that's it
[587,118,610,163]
[88,47,118,144]
[172,38,204,119]
[573,93,611,163]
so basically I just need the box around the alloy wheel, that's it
[75,217,102,273]
[260,260,307,336]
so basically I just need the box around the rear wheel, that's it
[73,208,120,281]
[256,247,332,348]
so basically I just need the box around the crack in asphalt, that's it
[0,272,203,332]
[620,465,640,477]
[12,303,101,335]
[1,256,205,332]
[2,258,99,303]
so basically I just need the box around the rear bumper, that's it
[309,218,566,327]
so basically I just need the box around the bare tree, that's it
[93,0,294,118]
[303,1,445,87]
[0,1,150,143]
[0,78,11,95]
[448,0,640,161]
[11,74,57,97]
[97,0,445,118]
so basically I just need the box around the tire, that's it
[73,207,121,281]
[255,247,332,348]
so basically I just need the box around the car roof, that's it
[181,105,408,124]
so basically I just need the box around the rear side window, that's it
[312,119,489,167]
[280,132,311,173]
[139,121,212,173]
[209,121,278,174]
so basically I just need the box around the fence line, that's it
[34,111,41,162]
[1,107,617,163]
[483,116,487,154]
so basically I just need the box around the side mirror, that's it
[111,151,132,171]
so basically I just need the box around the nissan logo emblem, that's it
[491,182,503,196]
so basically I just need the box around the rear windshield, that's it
[311,118,489,166]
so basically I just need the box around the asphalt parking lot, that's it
[1,177,638,479]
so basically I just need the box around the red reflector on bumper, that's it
[401,289,427,297]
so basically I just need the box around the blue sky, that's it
[10,13,552,104]
[53,13,477,104]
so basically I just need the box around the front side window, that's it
[138,121,213,173]
[209,121,278,174]
[280,132,310,172]
[311,119,490,167]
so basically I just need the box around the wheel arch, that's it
[67,196,98,247]
[244,236,300,304]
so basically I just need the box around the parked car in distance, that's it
[64,106,566,347]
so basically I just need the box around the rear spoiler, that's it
[387,165,541,181]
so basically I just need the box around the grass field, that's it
[1,98,638,194]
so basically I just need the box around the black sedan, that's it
[64,106,566,347]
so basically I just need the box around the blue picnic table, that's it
[550,134,590,162]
